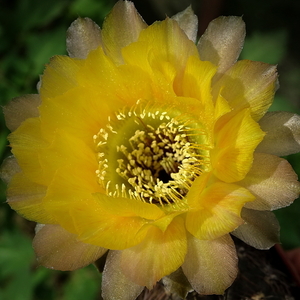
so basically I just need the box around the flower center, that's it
[94,106,208,206]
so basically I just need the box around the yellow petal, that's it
[77,47,152,109]
[232,208,280,250]
[212,109,264,182]
[39,88,113,150]
[214,92,232,121]
[240,153,300,211]
[40,55,84,99]
[213,60,277,121]
[122,18,199,83]
[33,224,106,271]
[257,111,300,156]
[182,234,238,295]
[177,56,216,117]
[186,178,253,240]
[102,250,144,300]
[37,129,97,185]
[102,0,147,64]
[7,172,53,224]
[120,217,187,288]
[67,17,103,59]
[9,118,48,184]
[3,94,41,132]
[198,16,245,75]
[67,193,164,250]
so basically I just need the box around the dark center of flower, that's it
[94,106,208,206]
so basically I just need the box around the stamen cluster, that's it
[94,109,205,205]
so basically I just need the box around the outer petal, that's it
[3,94,41,132]
[182,234,238,295]
[120,217,187,289]
[102,250,144,300]
[66,17,103,59]
[257,112,300,156]
[186,178,253,240]
[0,156,21,185]
[102,0,147,64]
[232,208,280,250]
[33,224,106,271]
[198,16,245,75]
[213,60,277,121]
[171,6,198,42]
[212,109,264,182]
[240,153,300,211]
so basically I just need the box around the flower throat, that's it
[94,106,208,206]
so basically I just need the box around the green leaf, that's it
[26,27,67,76]
[241,30,288,64]
[63,265,101,300]
[275,199,300,250]
[69,0,112,22]
[269,95,298,113]
[0,230,35,300]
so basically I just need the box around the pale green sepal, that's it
[232,208,280,250]
[198,16,245,75]
[171,6,198,43]
[102,250,144,300]
[257,111,300,156]
[102,0,147,65]
[3,94,41,132]
[0,156,21,185]
[66,17,103,59]
[162,268,193,299]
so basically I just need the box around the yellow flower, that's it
[2,1,300,299]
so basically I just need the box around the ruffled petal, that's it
[212,109,265,182]
[77,47,153,109]
[198,16,245,75]
[120,217,187,288]
[3,94,41,132]
[186,177,253,240]
[257,112,300,156]
[240,153,300,211]
[182,234,238,295]
[171,6,198,42]
[33,224,106,271]
[102,0,147,64]
[178,56,217,124]
[102,250,144,300]
[213,60,277,121]
[67,17,103,59]
[232,208,280,250]
[122,18,199,84]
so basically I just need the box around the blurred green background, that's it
[0,0,300,299]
